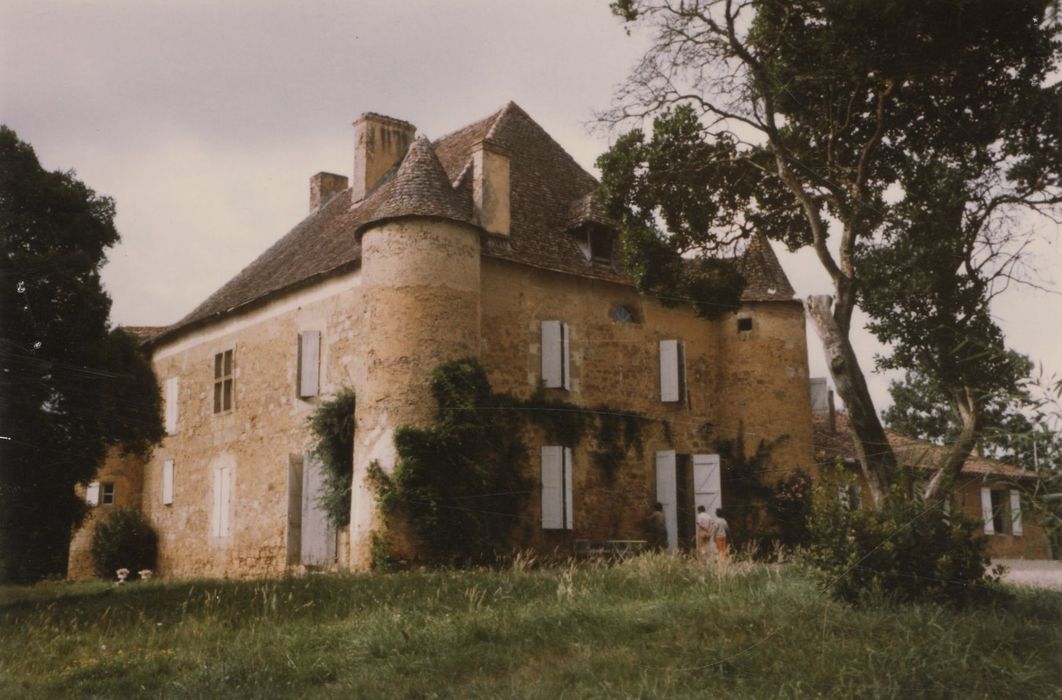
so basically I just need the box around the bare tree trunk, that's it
[806,294,897,508]
[923,388,980,501]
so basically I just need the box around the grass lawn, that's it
[1,555,1060,698]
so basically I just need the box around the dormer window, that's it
[588,228,615,266]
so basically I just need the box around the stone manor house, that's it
[67,102,1046,578]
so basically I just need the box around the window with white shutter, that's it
[164,377,179,434]
[86,481,100,507]
[541,445,573,529]
[541,321,571,390]
[1010,490,1023,536]
[162,459,174,505]
[659,340,686,403]
[213,465,233,538]
[297,331,321,399]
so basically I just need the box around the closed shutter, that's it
[220,466,232,537]
[541,321,563,389]
[563,446,574,529]
[298,331,321,398]
[165,377,179,434]
[693,453,721,516]
[162,459,174,505]
[1010,490,1023,536]
[541,446,564,529]
[561,323,571,391]
[981,487,995,535]
[656,450,678,551]
[86,481,100,506]
[212,468,223,537]
[660,340,680,402]
[287,454,303,565]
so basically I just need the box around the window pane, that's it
[223,379,233,411]
[102,483,115,505]
[214,382,222,413]
[224,350,233,376]
[214,353,223,379]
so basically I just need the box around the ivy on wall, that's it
[307,388,355,527]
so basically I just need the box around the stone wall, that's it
[67,447,145,579]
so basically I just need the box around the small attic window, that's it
[588,228,615,266]
[737,317,753,333]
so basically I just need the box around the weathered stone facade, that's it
[66,102,874,579]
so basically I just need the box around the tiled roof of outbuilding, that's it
[151,102,798,346]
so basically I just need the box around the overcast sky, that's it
[3,0,1060,414]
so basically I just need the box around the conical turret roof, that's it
[357,136,472,232]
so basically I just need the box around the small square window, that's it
[737,317,753,332]
[101,482,115,506]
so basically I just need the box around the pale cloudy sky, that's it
[2,0,1060,412]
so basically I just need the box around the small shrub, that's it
[769,470,813,549]
[90,507,158,580]
[807,466,999,605]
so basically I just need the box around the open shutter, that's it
[541,321,563,388]
[660,340,680,402]
[980,487,995,535]
[693,453,721,516]
[563,446,574,529]
[561,323,571,391]
[287,454,303,565]
[541,446,564,529]
[655,450,678,551]
[86,481,100,506]
[298,331,321,398]
[1010,490,1023,536]
[162,459,174,505]
[165,377,179,434]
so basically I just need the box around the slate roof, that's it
[151,102,797,346]
[813,413,1030,479]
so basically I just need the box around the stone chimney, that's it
[352,113,416,202]
[309,172,348,213]
[472,140,511,236]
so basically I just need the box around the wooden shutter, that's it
[561,323,571,391]
[541,446,564,529]
[286,454,303,565]
[298,331,321,399]
[660,340,680,402]
[162,459,174,505]
[563,446,574,530]
[86,481,100,506]
[693,453,721,516]
[214,465,232,538]
[541,321,563,388]
[212,467,223,537]
[655,450,678,551]
[301,454,337,565]
[1010,490,1023,536]
[980,487,995,535]
[165,377,179,434]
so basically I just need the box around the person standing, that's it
[713,508,730,560]
[695,505,716,562]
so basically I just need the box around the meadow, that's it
[1,555,1060,698]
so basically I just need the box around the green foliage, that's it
[307,389,355,527]
[0,127,164,583]
[89,507,158,580]
[383,359,533,565]
[807,466,998,605]
[768,471,814,550]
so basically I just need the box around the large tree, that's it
[601,0,1062,506]
[0,126,163,583]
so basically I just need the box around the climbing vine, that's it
[373,358,665,566]
[307,388,356,527]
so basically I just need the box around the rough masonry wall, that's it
[477,258,814,553]
[138,272,368,579]
[954,477,1052,559]
[67,447,145,579]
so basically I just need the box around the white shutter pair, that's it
[541,321,571,390]
[659,340,686,403]
[85,481,100,506]
[980,487,1024,536]
[693,453,722,517]
[541,446,573,529]
[655,451,721,552]
[164,377,179,434]
[298,331,321,398]
[162,460,174,505]
[213,465,233,538]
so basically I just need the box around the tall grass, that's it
[1,555,1059,698]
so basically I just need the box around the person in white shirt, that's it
[695,505,716,562]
